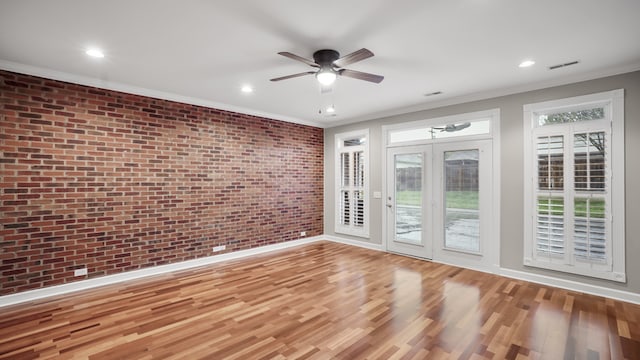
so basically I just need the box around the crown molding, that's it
[2,59,639,130]
[0,60,325,128]
[331,62,640,128]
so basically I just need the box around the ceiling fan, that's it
[270,48,384,86]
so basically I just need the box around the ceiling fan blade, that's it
[278,52,319,67]
[333,48,374,68]
[339,69,384,83]
[270,71,315,82]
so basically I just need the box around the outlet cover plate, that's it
[213,245,226,252]
[74,268,88,276]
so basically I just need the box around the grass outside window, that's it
[396,190,479,209]
[537,197,605,218]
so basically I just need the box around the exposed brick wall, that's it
[0,70,324,295]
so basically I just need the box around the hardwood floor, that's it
[1,241,639,359]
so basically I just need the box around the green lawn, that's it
[446,191,478,209]
[396,191,604,218]
[537,197,605,218]
[396,190,421,206]
[396,190,478,209]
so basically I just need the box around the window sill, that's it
[524,257,626,283]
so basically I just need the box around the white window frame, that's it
[335,129,370,238]
[523,89,625,282]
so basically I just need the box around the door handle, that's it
[386,204,393,208]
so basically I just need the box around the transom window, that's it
[523,89,625,282]
[388,118,491,145]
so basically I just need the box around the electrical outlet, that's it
[213,245,226,252]
[300,231,306,237]
[74,268,88,276]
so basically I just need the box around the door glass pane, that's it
[394,153,422,244]
[444,149,480,252]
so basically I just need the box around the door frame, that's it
[381,109,501,273]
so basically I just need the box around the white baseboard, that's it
[323,235,384,252]
[499,268,640,305]
[2,235,638,307]
[0,236,323,308]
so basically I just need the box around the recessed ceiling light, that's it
[241,85,253,93]
[519,60,535,68]
[85,48,105,58]
[326,106,335,113]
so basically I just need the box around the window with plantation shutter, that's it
[523,90,625,282]
[335,130,369,237]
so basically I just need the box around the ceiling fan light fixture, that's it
[316,67,337,86]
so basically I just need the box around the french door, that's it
[386,146,433,259]
[386,140,494,267]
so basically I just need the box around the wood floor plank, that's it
[1,241,639,359]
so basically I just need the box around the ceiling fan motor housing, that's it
[313,49,340,66]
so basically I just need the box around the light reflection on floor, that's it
[393,267,423,308]
[438,281,482,351]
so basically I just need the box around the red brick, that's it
[0,70,324,295]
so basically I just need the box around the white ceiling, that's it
[1,0,639,128]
